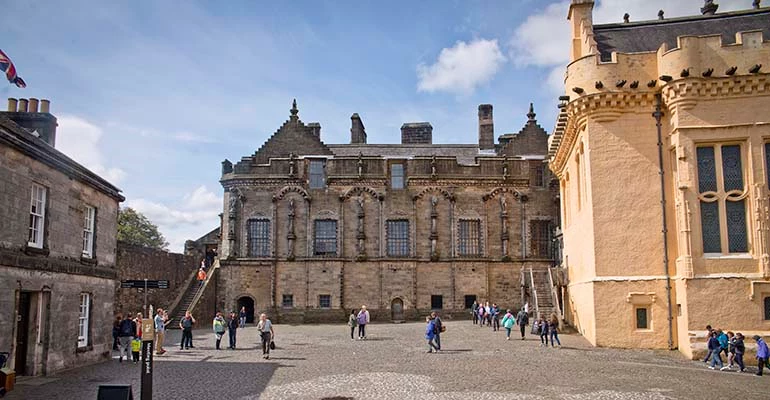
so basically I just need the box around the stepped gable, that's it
[593,7,770,62]
[250,99,333,165]
[498,103,548,158]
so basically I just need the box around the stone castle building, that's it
[0,98,124,375]
[549,0,770,357]
[216,100,560,323]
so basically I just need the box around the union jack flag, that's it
[0,49,26,88]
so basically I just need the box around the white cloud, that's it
[126,185,222,252]
[417,39,506,95]
[509,0,746,96]
[172,131,217,143]
[56,115,127,184]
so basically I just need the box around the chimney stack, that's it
[2,97,58,147]
[307,122,321,139]
[350,113,367,144]
[478,104,494,150]
[401,122,432,144]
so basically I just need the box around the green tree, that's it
[118,207,169,250]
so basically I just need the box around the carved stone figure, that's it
[288,153,297,177]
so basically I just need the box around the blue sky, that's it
[1,0,746,251]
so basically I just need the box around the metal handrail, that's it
[548,267,563,320]
[529,268,539,319]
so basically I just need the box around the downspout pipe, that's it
[654,93,675,351]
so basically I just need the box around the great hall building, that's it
[549,0,770,357]
[217,100,560,323]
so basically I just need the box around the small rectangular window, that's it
[431,295,443,310]
[635,307,649,330]
[391,163,404,189]
[78,293,90,347]
[319,294,331,309]
[464,295,477,309]
[314,220,338,256]
[82,205,95,257]
[282,294,294,308]
[28,183,47,248]
[247,219,271,257]
[309,160,326,189]
[386,220,410,257]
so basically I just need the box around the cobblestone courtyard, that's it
[8,320,770,399]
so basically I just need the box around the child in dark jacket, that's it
[707,331,725,370]
[538,318,549,347]
[733,333,746,372]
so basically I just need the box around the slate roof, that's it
[593,8,770,61]
[327,144,492,166]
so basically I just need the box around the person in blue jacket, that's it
[716,329,729,361]
[425,316,439,353]
[707,330,724,370]
[753,335,769,376]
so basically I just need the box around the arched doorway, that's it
[391,298,404,322]
[236,296,255,324]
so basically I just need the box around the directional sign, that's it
[120,280,169,289]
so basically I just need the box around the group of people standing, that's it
[471,300,552,343]
[703,325,769,376]
[347,305,371,340]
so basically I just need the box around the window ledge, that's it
[634,329,654,333]
[703,253,753,260]
[76,344,93,353]
[80,256,97,265]
[24,245,50,256]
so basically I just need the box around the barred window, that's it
[533,164,545,187]
[314,219,337,256]
[530,220,551,258]
[391,163,404,189]
[386,220,410,257]
[697,144,748,254]
[309,160,326,189]
[458,219,481,256]
[282,294,294,308]
[431,295,443,310]
[247,219,271,257]
[319,294,331,309]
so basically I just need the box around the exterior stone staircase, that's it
[529,267,561,321]
[168,259,219,328]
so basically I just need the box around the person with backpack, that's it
[178,311,196,350]
[501,309,515,340]
[356,305,370,340]
[754,335,769,376]
[117,313,136,363]
[424,316,439,353]
[516,308,529,340]
[431,312,443,351]
[227,311,239,349]
[212,312,226,350]
[348,309,357,340]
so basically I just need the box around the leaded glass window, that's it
[314,220,337,256]
[391,163,404,189]
[319,294,331,309]
[530,220,552,258]
[458,219,481,256]
[247,219,271,257]
[309,160,326,189]
[386,220,410,257]
[696,144,748,254]
[635,307,649,330]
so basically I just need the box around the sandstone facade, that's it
[216,102,559,323]
[0,100,124,375]
[550,1,770,358]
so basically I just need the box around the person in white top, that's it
[257,313,275,359]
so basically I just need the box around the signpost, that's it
[120,279,169,318]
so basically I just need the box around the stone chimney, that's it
[4,98,58,146]
[307,122,321,139]
[401,122,432,144]
[701,0,718,15]
[350,113,367,144]
[478,104,494,150]
[567,0,595,62]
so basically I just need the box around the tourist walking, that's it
[348,309,357,340]
[197,268,207,287]
[228,311,238,349]
[477,304,486,327]
[491,304,500,331]
[538,317,549,346]
[425,316,439,353]
[726,331,736,369]
[501,309,515,340]
[131,337,141,363]
[357,305,370,339]
[734,332,746,372]
[431,312,443,351]
[549,314,561,347]
[154,308,167,355]
[707,330,724,370]
[257,313,275,359]
[239,306,247,328]
[117,313,136,362]
[134,312,143,340]
[112,315,121,351]
[717,329,729,361]
[516,308,529,340]
[754,335,769,376]
[703,325,713,363]
[471,300,479,325]
[213,312,226,350]
[484,302,492,326]
[179,311,196,349]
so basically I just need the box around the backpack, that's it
[119,319,135,336]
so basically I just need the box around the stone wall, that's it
[115,242,197,316]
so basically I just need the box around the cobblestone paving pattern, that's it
[8,320,770,399]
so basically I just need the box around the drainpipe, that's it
[653,93,675,350]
